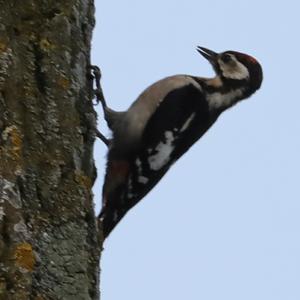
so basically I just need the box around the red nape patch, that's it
[245,55,258,64]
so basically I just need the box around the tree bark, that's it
[0,1,102,299]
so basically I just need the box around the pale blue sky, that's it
[92,1,300,299]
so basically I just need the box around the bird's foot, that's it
[87,65,107,106]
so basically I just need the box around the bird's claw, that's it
[88,65,102,88]
[87,65,105,106]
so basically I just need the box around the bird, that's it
[90,46,263,239]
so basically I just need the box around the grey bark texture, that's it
[0,1,103,299]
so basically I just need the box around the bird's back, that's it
[112,75,204,154]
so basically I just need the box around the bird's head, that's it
[197,46,263,94]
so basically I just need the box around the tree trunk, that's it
[0,1,102,299]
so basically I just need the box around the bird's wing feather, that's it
[125,84,214,206]
[100,83,217,238]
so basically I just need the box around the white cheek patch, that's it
[219,57,249,80]
[148,131,175,171]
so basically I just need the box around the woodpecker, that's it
[92,46,263,239]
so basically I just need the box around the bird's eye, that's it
[222,54,232,63]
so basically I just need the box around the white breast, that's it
[207,88,244,110]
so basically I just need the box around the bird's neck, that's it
[202,76,246,111]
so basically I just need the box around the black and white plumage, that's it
[93,46,263,239]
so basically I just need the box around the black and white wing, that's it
[125,83,218,207]
[100,83,219,238]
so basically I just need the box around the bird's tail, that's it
[98,209,114,240]
[98,206,125,239]
[98,159,130,239]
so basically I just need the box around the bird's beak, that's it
[196,46,218,65]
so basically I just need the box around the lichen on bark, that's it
[0,1,102,299]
